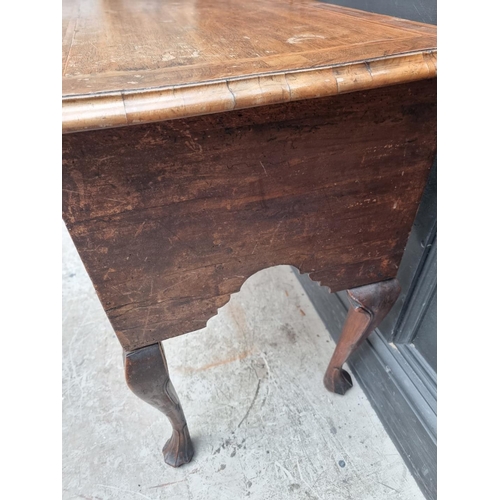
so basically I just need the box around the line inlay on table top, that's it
[62,0,437,133]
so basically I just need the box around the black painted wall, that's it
[320,0,436,24]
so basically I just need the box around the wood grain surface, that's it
[124,343,194,467]
[62,79,437,351]
[62,0,437,133]
[323,278,401,395]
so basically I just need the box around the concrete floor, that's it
[62,224,425,500]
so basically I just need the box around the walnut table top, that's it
[62,0,436,133]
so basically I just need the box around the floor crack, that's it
[237,379,261,428]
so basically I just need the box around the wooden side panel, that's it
[62,80,436,350]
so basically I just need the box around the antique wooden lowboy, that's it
[62,0,437,466]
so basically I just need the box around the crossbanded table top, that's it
[62,0,437,133]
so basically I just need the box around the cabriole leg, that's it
[324,279,401,395]
[124,343,194,467]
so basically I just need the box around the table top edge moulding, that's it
[62,0,437,134]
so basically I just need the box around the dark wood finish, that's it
[63,79,436,352]
[62,0,437,469]
[324,279,401,394]
[124,343,194,467]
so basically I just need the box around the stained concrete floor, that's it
[62,224,425,500]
